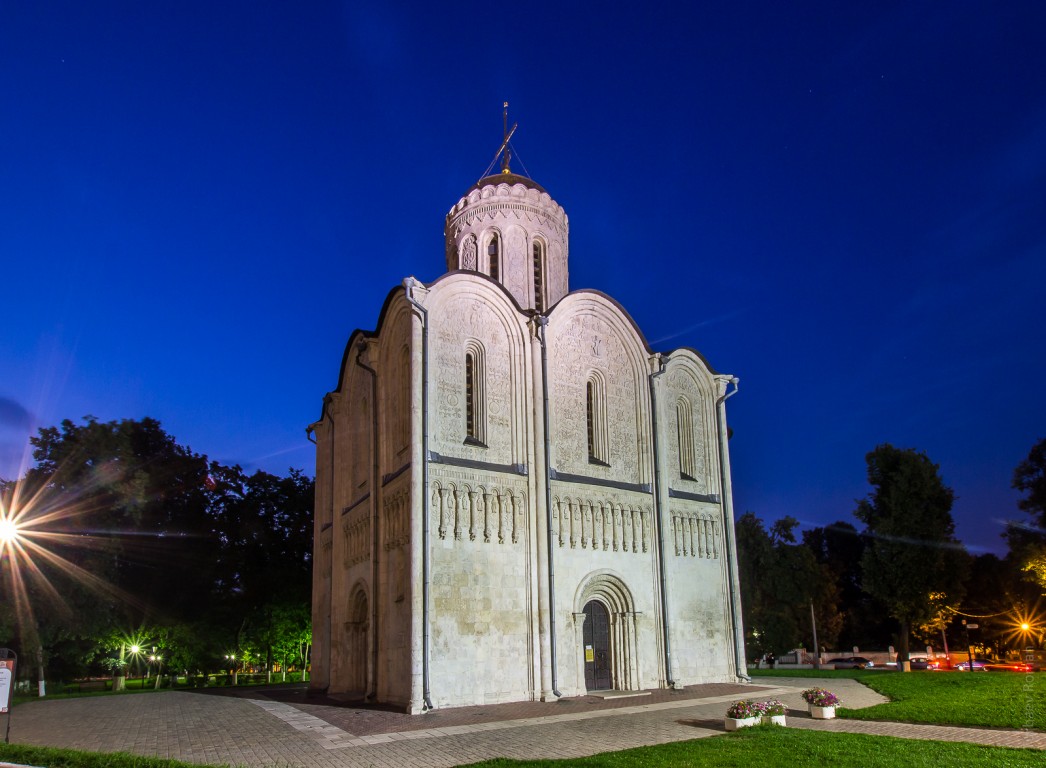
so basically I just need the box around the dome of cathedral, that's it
[444,168,569,312]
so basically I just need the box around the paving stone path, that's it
[6,677,1044,767]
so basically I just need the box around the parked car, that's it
[985,660,1034,673]
[827,656,875,669]
[954,658,991,671]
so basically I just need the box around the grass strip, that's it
[0,743,227,768]
[463,725,1046,767]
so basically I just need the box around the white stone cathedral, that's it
[309,139,748,712]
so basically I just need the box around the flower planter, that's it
[761,714,787,726]
[809,704,836,719]
[724,715,760,731]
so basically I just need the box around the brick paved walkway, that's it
[6,677,1044,767]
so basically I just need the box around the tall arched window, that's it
[586,373,609,465]
[464,341,486,446]
[533,239,546,312]
[677,397,696,480]
[487,233,501,283]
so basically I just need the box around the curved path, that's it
[6,678,1044,767]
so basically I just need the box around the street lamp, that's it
[225,654,239,686]
[149,654,163,690]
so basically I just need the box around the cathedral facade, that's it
[309,163,747,712]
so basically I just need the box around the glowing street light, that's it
[0,516,20,546]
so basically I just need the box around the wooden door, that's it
[583,600,612,691]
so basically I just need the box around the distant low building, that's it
[309,136,747,712]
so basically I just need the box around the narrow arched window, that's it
[677,397,696,480]
[533,240,546,313]
[466,353,476,438]
[586,373,609,465]
[586,381,596,458]
[487,233,501,282]
[464,342,486,446]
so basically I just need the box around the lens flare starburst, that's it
[0,478,138,649]
[1003,607,1044,648]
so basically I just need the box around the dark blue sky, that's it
[3,2,1044,554]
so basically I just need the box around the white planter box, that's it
[724,716,759,731]
[809,704,836,719]
[761,714,787,726]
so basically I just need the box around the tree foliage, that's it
[736,513,842,659]
[854,444,968,662]
[1013,438,1046,526]
[0,416,313,683]
[1010,438,1046,592]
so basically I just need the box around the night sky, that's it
[3,2,1044,555]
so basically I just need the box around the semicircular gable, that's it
[424,272,530,337]
[661,350,718,401]
[549,289,653,353]
[545,291,654,485]
[375,299,413,471]
[423,273,530,466]
[661,350,721,494]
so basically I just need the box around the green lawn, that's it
[463,726,1045,767]
[3,728,1043,768]
[749,668,1046,730]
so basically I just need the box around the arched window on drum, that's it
[486,232,501,283]
[533,239,546,312]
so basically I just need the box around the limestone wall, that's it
[550,485,664,696]
[427,468,534,707]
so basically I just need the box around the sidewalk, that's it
[6,677,1044,767]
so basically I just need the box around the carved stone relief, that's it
[430,292,520,462]
[342,503,371,568]
[431,479,526,546]
[551,494,650,554]
[383,487,410,551]
[459,234,477,271]
[549,312,642,481]
[504,225,528,307]
[665,371,710,491]
[670,508,720,559]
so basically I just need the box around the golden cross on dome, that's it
[485,101,517,177]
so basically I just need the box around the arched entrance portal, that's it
[583,600,612,690]
[573,571,640,694]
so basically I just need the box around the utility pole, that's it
[962,620,976,671]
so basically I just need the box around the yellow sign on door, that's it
[585,645,594,662]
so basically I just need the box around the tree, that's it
[2,416,314,687]
[1010,438,1046,592]
[803,521,891,649]
[215,468,314,680]
[1013,438,1046,526]
[854,444,968,666]
[736,512,842,659]
[23,417,221,626]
